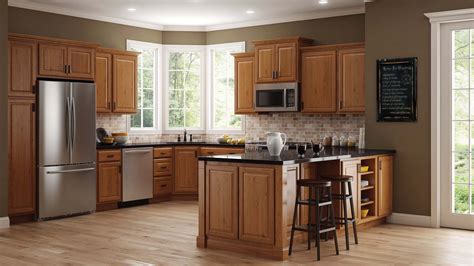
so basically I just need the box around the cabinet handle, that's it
[160,152,166,155]
[160,166,167,169]
[68,65,71,74]
[301,102,304,110]
[107,155,115,158]
[275,71,279,78]
[160,184,167,188]
[64,65,68,74]
[379,161,382,171]
[339,100,343,110]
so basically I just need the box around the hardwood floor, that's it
[0,201,472,264]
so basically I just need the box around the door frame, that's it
[426,8,474,228]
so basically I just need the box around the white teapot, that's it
[266,132,287,156]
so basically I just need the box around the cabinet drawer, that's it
[154,158,173,176]
[154,147,173,158]
[200,147,244,156]
[97,150,121,162]
[154,178,172,196]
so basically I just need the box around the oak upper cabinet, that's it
[338,47,365,112]
[239,166,275,244]
[96,48,139,114]
[301,50,337,112]
[253,37,312,83]
[206,165,239,239]
[8,38,37,98]
[8,98,36,216]
[38,41,96,80]
[378,156,393,217]
[174,147,200,193]
[97,150,122,204]
[233,52,255,114]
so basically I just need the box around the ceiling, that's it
[8,0,367,31]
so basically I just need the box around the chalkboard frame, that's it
[377,57,418,122]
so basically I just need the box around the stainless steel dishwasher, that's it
[122,147,153,202]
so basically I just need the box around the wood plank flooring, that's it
[0,201,472,265]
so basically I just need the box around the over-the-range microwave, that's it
[254,82,300,112]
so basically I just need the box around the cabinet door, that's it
[38,43,68,77]
[239,167,275,244]
[97,162,122,203]
[338,47,365,112]
[8,40,37,97]
[234,55,255,114]
[96,52,112,113]
[341,160,360,221]
[68,46,95,80]
[206,165,239,239]
[378,156,393,217]
[275,42,297,82]
[301,50,337,112]
[8,98,36,216]
[174,147,199,193]
[113,54,137,113]
[255,44,275,83]
[154,158,173,177]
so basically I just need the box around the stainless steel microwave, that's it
[254,82,300,112]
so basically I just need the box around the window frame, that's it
[206,42,246,135]
[163,45,206,134]
[126,39,163,134]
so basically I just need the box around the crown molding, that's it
[8,0,164,30]
[425,8,474,23]
[8,0,365,32]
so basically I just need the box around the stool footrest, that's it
[332,194,352,200]
[293,224,337,233]
[297,200,333,207]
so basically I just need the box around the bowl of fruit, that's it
[218,135,245,145]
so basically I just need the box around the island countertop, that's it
[198,147,395,165]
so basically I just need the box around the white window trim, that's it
[206,42,246,135]
[163,45,206,134]
[126,39,163,135]
[426,8,474,228]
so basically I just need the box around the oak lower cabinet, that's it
[96,48,139,114]
[174,147,199,193]
[8,38,37,98]
[8,98,36,217]
[153,147,174,198]
[205,165,239,239]
[233,52,255,114]
[341,159,361,221]
[97,150,122,206]
[378,156,393,217]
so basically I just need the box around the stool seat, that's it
[321,175,353,182]
[297,179,332,187]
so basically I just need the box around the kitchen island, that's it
[196,147,395,260]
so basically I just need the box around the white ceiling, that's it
[8,0,367,31]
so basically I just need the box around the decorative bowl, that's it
[114,135,129,144]
[360,166,369,172]
[361,209,369,218]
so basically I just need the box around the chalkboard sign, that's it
[377,58,417,122]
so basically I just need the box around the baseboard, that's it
[0,217,10,229]
[387,212,431,227]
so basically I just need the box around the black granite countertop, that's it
[198,147,395,165]
[97,141,245,150]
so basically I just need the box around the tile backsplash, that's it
[97,113,365,143]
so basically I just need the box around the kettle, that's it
[266,132,287,156]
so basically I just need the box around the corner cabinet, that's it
[174,147,200,193]
[96,48,139,114]
[233,52,255,114]
[8,98,36,217]
[301,43,365,113]
[253,37,312,83]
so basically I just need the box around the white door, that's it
[440,21,474,230]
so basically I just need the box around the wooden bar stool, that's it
[321,175,359,250]
[289,179,339,261]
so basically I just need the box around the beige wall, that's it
[207,14,365,51]
[0,0,8,217]
[162,31,206,45]
[365,0,473,216]
[8,7,162,49]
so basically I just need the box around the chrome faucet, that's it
[183,129,187,142]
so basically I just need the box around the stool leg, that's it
[328,188,339,256]
[342,182,350,250]
[289,185,300,256]
[325,187,330,241]
[348,181,359,245]
[308,186,312,251]
[315,188,321,261]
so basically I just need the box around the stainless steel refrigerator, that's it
[38,80,97,220]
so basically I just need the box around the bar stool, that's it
[289,179,339,261]
[321,175,358,250]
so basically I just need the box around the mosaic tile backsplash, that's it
[96,113,365,143]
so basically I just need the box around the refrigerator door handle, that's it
[71,96,76,151]
[66,97,71,152]
[46,168,96,174]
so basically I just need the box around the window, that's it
[207,43,246,133]
[127,40,161,132]
[164,46,205,132]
